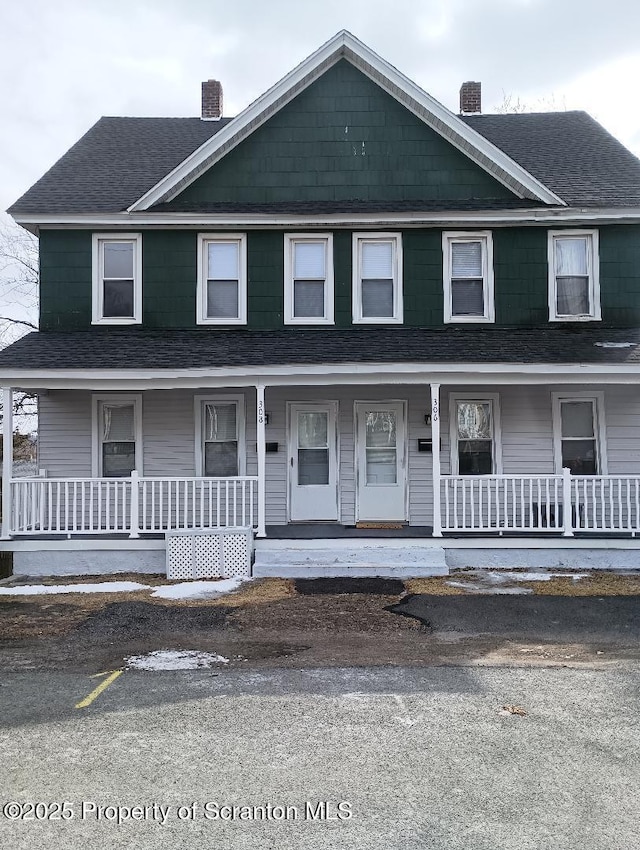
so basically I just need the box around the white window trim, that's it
[352,232,403,324]
[91,393,143,477]
[283,233,334,325]
[196,233,247,325]
[442,231,495,323]
[448,393,503,475]
[551,391,607,474]
[194,394,246,477]
[92,233,142,325]
[548,229,601,322]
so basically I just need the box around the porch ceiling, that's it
[2,326,640,389]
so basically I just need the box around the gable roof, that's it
[8,33,640,219]
[127,31,564,210]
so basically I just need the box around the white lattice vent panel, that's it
[194,536,223,579]
[223,532,252,577]
[166,528,252,579]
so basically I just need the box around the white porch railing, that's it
[571,476,640,533]
[441,468,640,535]
[9,474,258,536]
[442,474,565,533]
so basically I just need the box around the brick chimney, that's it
[459,81,481,115]
[201,80,223,120]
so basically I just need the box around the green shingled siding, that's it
[39,230,92,330]
[173,60,516,206]
[38,225,640,330]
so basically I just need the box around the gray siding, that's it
[37,384,640,526]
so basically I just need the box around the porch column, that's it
[256,384,267,538]
[1,387,13,539]
[430,382,442,537]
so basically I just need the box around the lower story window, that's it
[451,396,500,475]
[197,396,245,477]
[93,395,142,477]
[553,395,604,474]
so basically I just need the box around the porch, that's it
[3,374,640,579]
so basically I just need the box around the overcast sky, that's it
[2,0,640,216]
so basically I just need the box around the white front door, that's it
[355,401,407,522]
[289,402,339,521]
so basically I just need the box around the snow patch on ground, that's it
[125,650,230,671]
[0,581,152,596]
[446,580,533,595]
[446,570,590,594]
[150,578,245,600]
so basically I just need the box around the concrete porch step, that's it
[253,538,448,578]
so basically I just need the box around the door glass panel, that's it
[365,411,397,447]
[366,449,397,484]
[298,412,328,448]
[297,411,330,486]
[365,411,397,484]
[298,449,329,485]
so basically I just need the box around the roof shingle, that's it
[2,327,640,371]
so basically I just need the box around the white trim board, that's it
[126,31,563,211]
[7,362,640,391]
[15,208,640,234]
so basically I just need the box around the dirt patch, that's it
[73,601,233,638]
[232,592,418,634]
[294,578,405,596]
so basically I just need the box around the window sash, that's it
[354,235,401,322]
[286,236,332,323]
[454,400,495,475]
[94,397,140,477]
[198,236,246,324]
[559,399,598,474]
[202,402,240,477]
[94,236,141,323]
[549,231,598,320]
[444,234,492,322]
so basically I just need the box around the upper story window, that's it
[442,232,494,323]
[352,233,403,324]
[194,395,246,477]
[92,234,142,325]
[552,393,607,475]
[548,230,600,321]
[197,234,247,325]
[284,234,334,324]
[92,394,142,477]
[449,394,502,475]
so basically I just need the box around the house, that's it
[3,30,640,577]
